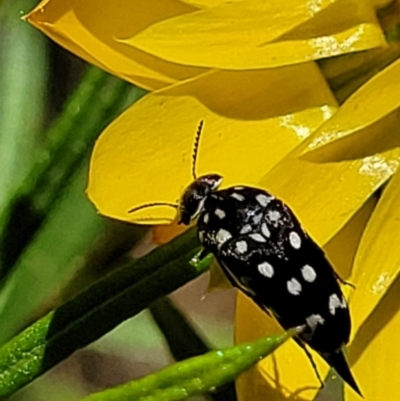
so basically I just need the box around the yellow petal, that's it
[208,259,232,291]
[25,0,206,90]
[320,31,400,103]
[370,0,394,8]
[320,0,400,98]
[349,167,400,335]
[236,145,399,399]
[136,0,393,12]
[346,277,400,401]
[236,197,377,401]
[326,54,400,104]
[179,0,243,8]
[260,143,400,246]
[88,64,337,224]
[236,299,329,401]
[152,223,187,244]
[303,58,400,162]
[324,195,378,281]
[125,0,386,70]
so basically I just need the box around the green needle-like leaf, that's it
[149,297,237,401]
[0,160,105,344]
[81,329,296,401]
[0,66,145,280]
[0,228,204,398]
[0,0,47,212]
[149,297,210,361]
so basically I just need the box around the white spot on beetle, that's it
[287,278,302,295]
[258,262,274,278]
[215,208,226,219]
[203,213,209,224]
[256,194,272,207]
[215,229,232,247]
[235,240,248,254]
[249,233,266,243]
[301,264,317,282]
[306,314,325,331]
[231,193,245,201]
[253,213,263,225]
[261,222,271,238]
[329,293,347,315]
[289,231,302,249]
[240,224,252,235]
[234,186,244,191]
[268,210,281,222]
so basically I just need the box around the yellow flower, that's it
[26,0,385,90]
[26,0,400,400]
[236,58,400,401]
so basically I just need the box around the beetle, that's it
[129,121,361,396]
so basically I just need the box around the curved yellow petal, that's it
[236,143,400,400]
[321,47,400,103]
[348,167,400,337]
[236,292,322,401]
[180,0,395,12]
[370,0,394,8]
[260,142,400,246]
[324,195,378,281]
[152,223,187,244]
[25,0,206,90]
[236,197,377,401]
[208,259,232,291]
[303,58,400,162]
[346,277,400,400]
[125,0,385,70]
[178,0,243,8]
[88,64,337,224]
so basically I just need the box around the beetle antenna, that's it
[128,202,178,214]
[192,120,204,180]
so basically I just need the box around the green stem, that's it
[0,228,204,398]
[81,330,295,401]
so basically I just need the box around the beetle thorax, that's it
[178,174,223,225]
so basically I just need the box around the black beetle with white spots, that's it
[129,121,361,396]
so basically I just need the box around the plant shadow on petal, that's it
[349,272,400,365]
[239,353,320,401]
[162,65,337,120]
